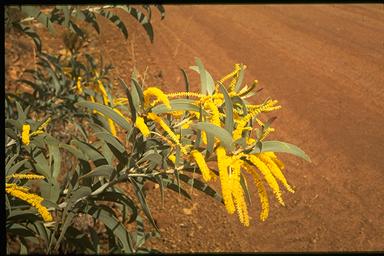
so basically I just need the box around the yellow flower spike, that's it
[7,173,45,180]
[247,154,285,206]
[147,112,188,155]
[181,119,192,129]
[166,91,205,99]
[264,152,285,170]
[30,117,52,137]
[216,146,235,214]
[258,153,294,193]
[242,163,270,221]
[247,138,256,145]
[171,111,184,119]
[113,97,128,106]
[6,183,30,192]
[219,64,241,84]
[6,185,53,222]
[191,150,212,182]
[76,77,83,94]
[205,100,221,127]
[168,154,176,164]
[135,116,150,137]
[97,80,109,105]
[143,87,171,110]
[259,127,275,141]
[228,64,241,92]
[230,159,250,226]
[22,124,31,145]
[233,105,268,141]
[108,118,117,136]
[201,131,208,145]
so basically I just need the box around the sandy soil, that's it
[6,4,384,253]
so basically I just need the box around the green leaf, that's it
[234,64,245,92]
[76,101,132,131]
[71,139,107,166]
[152,99,207,115]
[84,205,133,253]
[69,186,92,205]
[92,190,138,224]
[116,5,154,42]
[80,164,114,179]
[178,173,223,203]
[38,180,60,203]
[96,8,128,39]
[219,82,234,134]
[180,68,190,97]
[6,159,29,176]
[75,9,100,34]
[252,140,311,162]
[130,178,159,231]
[191,122,233,151]
[20,6,55,34]
[119,77,136,122]
[131,77,144,111]
[7,210,42,223]
[154,4,165,19]
[59,143,87,161]
[137,151,162,169]
[191,58,215,95]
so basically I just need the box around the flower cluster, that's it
[107,63,296,226]
[6,173,53,222]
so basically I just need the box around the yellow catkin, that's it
[144,87,171,110]
[7,173,45,180]
[166,91,205,99]
[97,80,109,105]
[264,152,285,170]
[22,124,31,145]
[230,159,250,226]
[135,116,150,137]
[181,119,193,129]
[258,153,294,193]
[30,117,52,137]
[232,99,280,141]
[6,183,30,192]
[108,118,117,136]
[6,186,53,222]
[201,131,208,145]
[247,154,285,206]
[147,113,188,155]
[113,97,128,106]
[205,100,221,127]
[216,146,235,214]
[168,154,176,164]
[260,127,275,141]
[171,111,184,118]
[191,150,212,182]
[247,138,256,145]
[242,164,270,221]
[228,64,241,92]
[76,77,83,94]
[219,64,241,84]
[90,95,97,114]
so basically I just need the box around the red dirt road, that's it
[138,4,384,252]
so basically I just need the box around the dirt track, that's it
[138,4,384,252]
[6,4,384,253]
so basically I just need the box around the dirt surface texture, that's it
[6,4,384,253]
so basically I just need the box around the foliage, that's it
[5,5,165,52]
